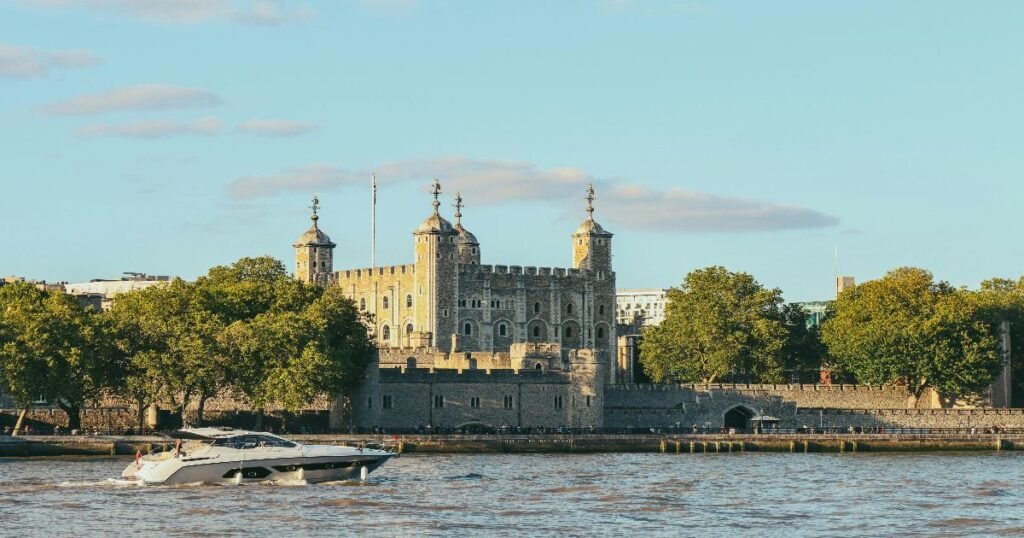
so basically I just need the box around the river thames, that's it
[1,452,1022,537]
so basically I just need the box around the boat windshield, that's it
[211,434,297,449]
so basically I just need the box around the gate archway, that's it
[724,406,755,432]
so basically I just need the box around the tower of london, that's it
[296,181,616,429]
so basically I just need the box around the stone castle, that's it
[297,181,617,429]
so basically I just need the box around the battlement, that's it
[336,264,416,279]
[605,383,901,392]
[464,265,588,279]
[378,367,569,384]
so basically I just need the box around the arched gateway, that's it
[723,406,756,432]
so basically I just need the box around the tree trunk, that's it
[12,407,28,436]
[136,398,146,433]
[57,401,82,431]
[196,395,208,426]
[179,390,192,429]
[256,408,265,430]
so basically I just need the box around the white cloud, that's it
[226,156,840,232]
[0,44,102,79]
[18,0,313,25]
[40,84,223,115]
[77,116,221,138]
[237,118,318,136]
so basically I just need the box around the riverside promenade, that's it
[2,432,1024,457]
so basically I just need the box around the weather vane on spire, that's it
[310,194,320,225]
[585,183,595,219]
[453,192,463,225]
[431,179,442,214]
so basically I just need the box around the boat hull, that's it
[124,448,393,485]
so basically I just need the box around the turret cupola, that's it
[572,183,613,271]
[453,192,481,265]
[294,194,336,285]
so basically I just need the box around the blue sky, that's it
[1,0,1022,302]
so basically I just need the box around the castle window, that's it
[464,322,472,335]
[498,323,507,337]
[597,271,605,280]
[442,308,449,317]
[598,305,605,315]
[406,324,414,335]
[587,328,592,338]
[597,327,605,339]
[566,303,573,314]
[382,297,389,309]
[504,395,514,409]
[532,326,540,338]
[459,298,466,307]
[406,295,413,308]
[434,394,444,408]
[534,302,540,314]
[586,395,591,407]
[535,363,542,370]
[359,298,366,310]
[554,396,563,409]
[381,325,391,341]
[565,327,573,338]
[367,396,372,409]
[470,397,481,409]
[382,395,393,409]
[555,326,559,337]
[472,248,477,254]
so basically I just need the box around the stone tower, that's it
[572,184,613,272]
[453,192,481,265]
[294,194,336,285]
[412,180,458,351]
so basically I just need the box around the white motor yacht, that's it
[121,427,394,485]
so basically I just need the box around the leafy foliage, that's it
[820,267,1001,401]
[639,266,788,384]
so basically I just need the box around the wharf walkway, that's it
[3,432,1024,457]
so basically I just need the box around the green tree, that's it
[107,279,225,427]
[778,303,827,383]
[973,277,1024,405]
[820,267,1001,403]
[639,266,787,384]
[0,283,117,433]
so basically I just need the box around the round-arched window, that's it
[498,323,507,337]
[381,325,390,341]
[464,322,472,335]
[406,295,413,308]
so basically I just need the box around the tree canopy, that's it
[820,267,1001,401]
[639,266,789,384]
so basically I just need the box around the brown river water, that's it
[0,452,1022,537]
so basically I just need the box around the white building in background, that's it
[64,273,171,310]
[616,289,669,329]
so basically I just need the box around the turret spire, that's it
[453,192,463,226]
[431,179,442,215]
[585,183,595,219]
[310,194,320,227]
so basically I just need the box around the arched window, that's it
[406,295,413,308]
[359,298,366,310]
[532,326,540,338]
[565,327,573,338]
[381,325,390,341]
[598,304,605,315]
[382,296,389,309]
[566,303,574,314]
[498,323,507,337]
[464,322,472,335]
[535,363,543,370]
[406,323,414,335]
[597,327,605,339]
[534,302,540,314]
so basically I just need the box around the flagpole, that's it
[371,173,377,269]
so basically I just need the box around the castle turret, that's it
[453,192,481,265]
[294,194,336,285]
[413,180,458,351]
[572,183,613,272]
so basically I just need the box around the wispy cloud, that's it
[226,156,839,232]
[237,118,318,137]
[40,84,223,115]
[77,116,221,138]
[18,0,314,25]
[0,44,102,79]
